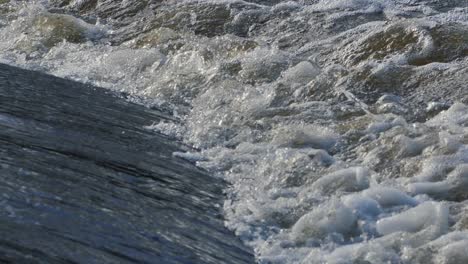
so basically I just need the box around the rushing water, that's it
[0,63,253,263]
[0,0,467,263]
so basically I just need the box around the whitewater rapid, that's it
[0,0,467,263]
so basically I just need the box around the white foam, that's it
[270,124,339,150]
[376,202,448,235]
[1,0,467,263]
[362,187,418,207]
[291,199,357,242]
[308,167,370,195]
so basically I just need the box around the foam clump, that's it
[366,115,407,134]
[409,164,468,201]
[395,134,433,158]
[291,199,357,242]
[412,145,468,183]
[281,61,320,85]
[342,194,382,218]
[362,187,418,208]
[239,48,289,83]
[427,103,468,131]
[404,231,468,264]
[376,202,448,236]
[435,240,468,264]
[271,124,339,151]
[313,236,401,264]
[308,167,370,195]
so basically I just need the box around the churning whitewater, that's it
[0,0,467,263]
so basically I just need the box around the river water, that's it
[0,63,253,263]
[0,0,467,263]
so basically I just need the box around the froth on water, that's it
[0,0,467,263]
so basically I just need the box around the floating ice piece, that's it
[363,187,418,207]
[376,202,448,236]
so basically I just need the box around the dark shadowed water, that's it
[0,63,253,264]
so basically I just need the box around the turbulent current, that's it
[0,0,467,263]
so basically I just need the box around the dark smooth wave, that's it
[0,63,254,264]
